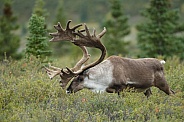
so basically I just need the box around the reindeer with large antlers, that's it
[45,20,174,97]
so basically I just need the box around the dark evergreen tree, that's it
[32,0,49,34]
[54,0,66,25]
[33,0,48,17]
[0,0,21,60]
[26,14,51,60]
[137,0,184,59]
[103,0,130,56]
[25,0,51,61]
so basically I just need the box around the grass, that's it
[0,56,184,122]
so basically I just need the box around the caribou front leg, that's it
[106,82,127,96]
[144,88,152,98]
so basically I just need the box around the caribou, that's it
[45,20,174,97]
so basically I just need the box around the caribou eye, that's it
[77,76,83,82]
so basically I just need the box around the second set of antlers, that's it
[45,20,107,88]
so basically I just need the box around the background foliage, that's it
[0,0,184,59]
[137,0,184,59]
[103,0,130,56]
[0,0,20,60]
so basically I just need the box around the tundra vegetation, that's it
[0,56,183,122]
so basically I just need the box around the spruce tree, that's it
[0,0,21,60]
[103,0,130,56]
[33,0,48,17]
[26,14,51,60]
[137,0,184,59]
[26,0,51,61]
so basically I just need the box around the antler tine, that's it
[49,22,64,37]
[73,30,85,38]
[72,24,83,31]
[66,20,83,31]
[92,28,96,37]
[44,65,61,79]
[60,67,74,79]
[97,27,106,38]
[66,20,72,30]
[72,27,87,39]
[79,29,85,32]
[84,24,91,37]
[48,63,61,70]
[54,22,64,32]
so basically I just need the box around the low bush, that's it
[0,57,183,122]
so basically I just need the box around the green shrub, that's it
[0,56,183,121]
